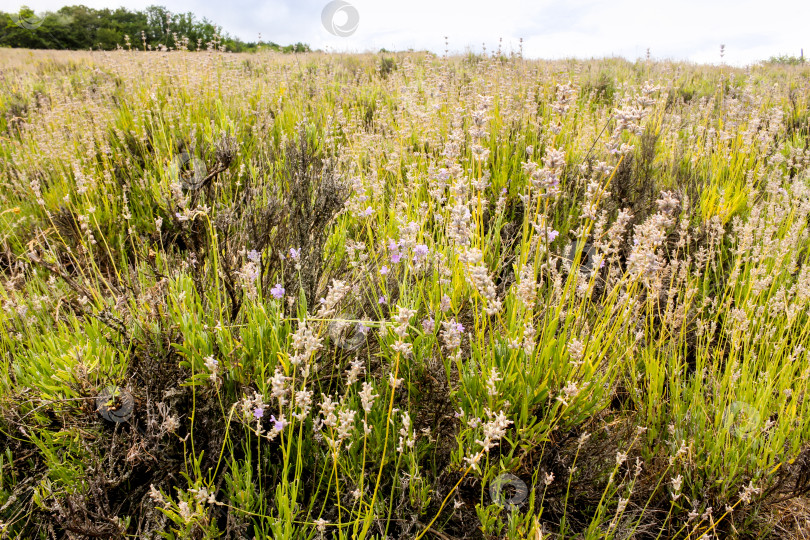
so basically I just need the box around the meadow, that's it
[1,46,809,539]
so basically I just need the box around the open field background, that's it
[1,48,810,538]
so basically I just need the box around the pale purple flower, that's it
[422,317,435,333]
[362,206,373,217]
[440,295,452,312]
[269,415,287,431]
[243,265,260,282]
[247,249,261,262]
[253,407,264,419]
[387,239,402,263]
[380,265,389,275]
[378,295,387,305]
[270,283,285,299]
[289,247,301,260]
[413,244,429,262]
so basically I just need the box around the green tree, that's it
[0,4,308,52]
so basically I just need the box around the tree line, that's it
[1,5,310,53]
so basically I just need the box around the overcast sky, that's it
[7,0,809,65]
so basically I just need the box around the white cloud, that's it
[6,0,808,64]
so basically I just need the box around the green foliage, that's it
[0,4,309,53]
[766,53,806,65]
[379,56,396,78]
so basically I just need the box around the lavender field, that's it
[1,47,810,538]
